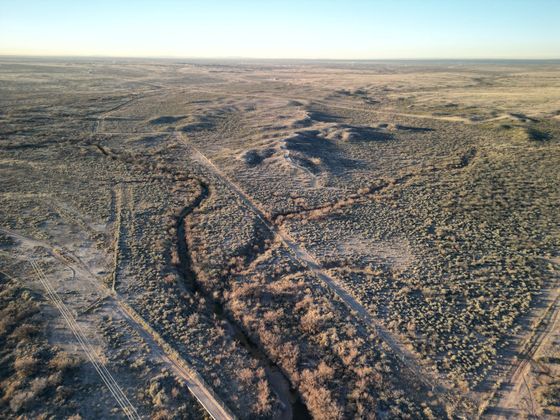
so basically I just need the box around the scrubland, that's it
[0,57,559,419]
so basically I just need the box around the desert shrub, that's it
[49,352,81,372]
[254,379,273,415]
[0,275,83,418]
[526,127,551,142]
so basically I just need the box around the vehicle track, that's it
[111,183,133,292]
[188,87,515,125]
[114,298,236,420]
[486,284,560,419]
[90,94,147,134]
[272,148,477,223]
[29,258,140,420]
[175,179,308,419]
[280,144,319,189]
[175,131,470,412]
[1,227,236,420]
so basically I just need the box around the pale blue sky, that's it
[1,0,559,59]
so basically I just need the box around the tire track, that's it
[175,131,472,413]
[176,180,309,419]
[111,184,132,292]
[1,227,235,420]
[485,283,560,419]
[187,87,515,125]
[115,299,236,420]
[29,258,140,420]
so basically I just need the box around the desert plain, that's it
[0,57,559,419]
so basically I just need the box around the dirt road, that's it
[0,227,235,420]
[175,132,466,409]
[29,258,140,420]
[115,299,236,420]
[486,284,560,419]
[188,87,515,125]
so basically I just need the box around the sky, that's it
[1,0,559,59]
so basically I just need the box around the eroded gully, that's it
[175,180,311,420]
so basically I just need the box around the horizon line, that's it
[1,53,559,62]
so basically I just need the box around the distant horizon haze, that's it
[1,0,559,59]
